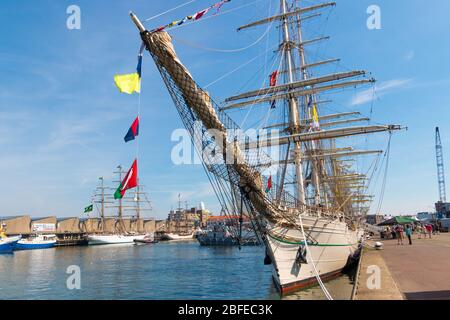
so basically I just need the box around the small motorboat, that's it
[0,236,21,254]
[165,233,194,241]
[15,234,57,250]
[134,234,157,244]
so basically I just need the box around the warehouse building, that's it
[0,215,31,236]
[31,216,57,234]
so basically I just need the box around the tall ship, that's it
[87,173,153,245]
[128,1,402,295]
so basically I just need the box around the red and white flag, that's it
[114,159,138,199]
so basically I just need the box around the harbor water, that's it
[0,242,354,300]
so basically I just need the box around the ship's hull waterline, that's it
[265,216,362,295]
[87,234,147,245]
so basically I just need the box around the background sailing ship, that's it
[86,171,154,245]
[128,0,403,296]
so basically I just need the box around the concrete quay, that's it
[354,232,450,300]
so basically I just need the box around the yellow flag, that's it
[312,104,319,123]
[114,73,141,94]
[313,105,320,129]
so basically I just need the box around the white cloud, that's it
[350,78,413,106]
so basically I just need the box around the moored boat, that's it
[165,233,194,241]
[15,234,56,250]
[134,233,157,244]
[197,229,259,246]
[0,236,21,254]
[87,233,148,245]
[129,0,402,296]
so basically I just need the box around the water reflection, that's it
[0,242,353,300]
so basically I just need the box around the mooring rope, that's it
[298,214,334,300]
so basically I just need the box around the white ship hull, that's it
[87,234,147,245]
[265,215,362,294]
[166,233,194,241]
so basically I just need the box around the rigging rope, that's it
[171,20,272,53]
[168,0,265,32]
[375,133,392,215]
[203,45,276,89]
[240,50,283,128]
[144,0,199,22]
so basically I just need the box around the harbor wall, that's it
[2,215,163,236]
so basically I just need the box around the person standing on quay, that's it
[417,224,423,239]
[396,224,404,245]
[426,224,433,239]
[405,224,413,245]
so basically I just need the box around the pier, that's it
[354,233,450,300]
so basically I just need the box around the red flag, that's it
[269,71,278,87]
[124,116,140,142]
[194,9,209,20]
[114,159,138,199]
[265,175,272,193]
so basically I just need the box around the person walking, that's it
[426,224,432,239]
[434,222,440,235]
[417,224,423,239]
[391,225,397,239]
[396,224,404,245]
[405,224,413,245]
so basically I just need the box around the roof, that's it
[57,217,79,222]
[0,215,29,220]
[378,216,416,226]
[31,216,56,222]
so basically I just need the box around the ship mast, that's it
[280,0,305,204]
[135,181,140,233]
[115,165,125,233]
[100,177,105,232]
[294,0,322,206]
[94,177,107,233]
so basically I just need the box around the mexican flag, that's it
[84,204,93,213]
[114,159,138,199]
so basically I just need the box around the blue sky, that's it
[1,0,450,219]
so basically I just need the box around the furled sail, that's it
[139,30,288,223]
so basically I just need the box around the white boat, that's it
[165,233,194,241]
[130,0,401,296]
[0,235,22,254]
[87,234,148,245]
[15,234,56,250]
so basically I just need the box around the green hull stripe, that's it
[267,232,357,247]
